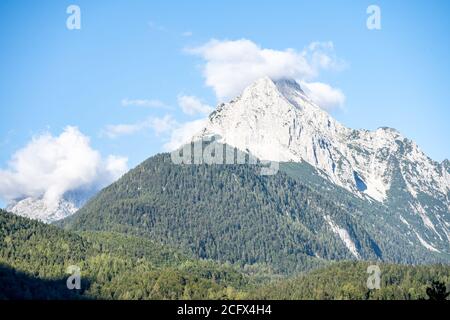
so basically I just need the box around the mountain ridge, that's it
[192,77,450,253]
[194,76,448,201]
[6,190,94,223]
[60,149,449,274]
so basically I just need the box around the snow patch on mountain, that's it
[7,197,77,223]
[324,215,360,259]
[411,202,441,240]
[6,190,93,223]
[400,215,411,227]
[414,231,440,252]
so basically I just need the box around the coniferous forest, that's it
[2,208,450,300]
[2,151,450,300]
[1,145,449,301]
[1,0,450,307]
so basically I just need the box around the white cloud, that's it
[103,112,205,152]
[304,41,346,72]
[186,38,346,107]
[121,98,167,108]
[300,81,346,111]
[103,122,147,138]
[149,115,178,135]
[163,118,207,151]
[104,155,128,180]
[182,31,193,37]
[0,126,128,208]
[178,95,213,115]
[103,115,177,139]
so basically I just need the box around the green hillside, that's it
[2,210,449,300]
[0,210,252,299]
[248,261,450,300]
[61,148,446,275]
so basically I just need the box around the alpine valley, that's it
[1,77,449,300]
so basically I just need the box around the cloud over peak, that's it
[0,126,128,207]
[301,81,346,111]
[186,38,346,110]
[178,95,213,115]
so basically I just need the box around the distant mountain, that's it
[6,189,95,223]
[193,77,450,254]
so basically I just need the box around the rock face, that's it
[193,76,450,253]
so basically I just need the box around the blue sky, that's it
[0,0,449,207]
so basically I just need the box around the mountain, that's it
[60,150,449,274]
[2,209,449,300]
[2,79,449,299]
[193,77,450,253]
[60,77,449,274]
[6,189,94,223]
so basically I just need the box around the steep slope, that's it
[61,151,448,274]
[193,77,450,253]
[0,209,251,300]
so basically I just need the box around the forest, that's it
[60,152,445,277]
[1,209,449,300]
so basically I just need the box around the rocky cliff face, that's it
[193,77,450,253]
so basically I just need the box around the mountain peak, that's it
[237,77,313,115]
[240,77,307,103]
[240,76,282,99]
[194,75,449,208]
[377,126,401,135]
[273,78,305,94]
[442,159,450,171]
